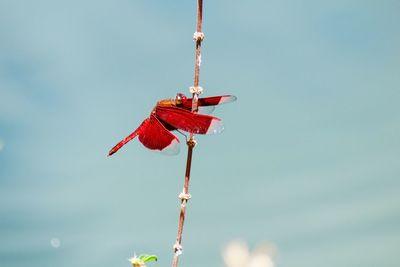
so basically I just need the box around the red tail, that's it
[108,120,146,156]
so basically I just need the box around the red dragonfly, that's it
[108,93,236,156]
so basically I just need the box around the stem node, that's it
[186,139,197,148]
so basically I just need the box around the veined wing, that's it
[198,105,215,115]
[182,95,237,111]
[138,115,180,155]
[155,106,223,135]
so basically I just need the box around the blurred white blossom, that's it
[223,241,276,267]
[50,237,60,248]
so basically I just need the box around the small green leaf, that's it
[138,254,158,263]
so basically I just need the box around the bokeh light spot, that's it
[50,238,61,248]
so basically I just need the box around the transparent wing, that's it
[198,106,215,114]
[198,95,237,106]
[182,95,237,110]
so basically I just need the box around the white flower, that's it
[128,256,145,267]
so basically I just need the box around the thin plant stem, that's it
[193,0,203,89]
[171,1,204,267]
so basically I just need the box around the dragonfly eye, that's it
[175,93,186,106]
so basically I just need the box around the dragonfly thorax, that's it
[157,93,188,107]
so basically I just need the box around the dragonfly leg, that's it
[176,129,188,142]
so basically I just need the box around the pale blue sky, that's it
[1,1,400,267]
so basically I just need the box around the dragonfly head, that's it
[175,93,187,106]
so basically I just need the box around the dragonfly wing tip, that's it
[206,119,224,134]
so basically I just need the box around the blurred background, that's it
[1,1,399,267]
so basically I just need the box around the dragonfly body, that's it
[108,93,236,156]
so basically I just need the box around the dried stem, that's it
[171,1,204,267]
[193,0,203,89]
